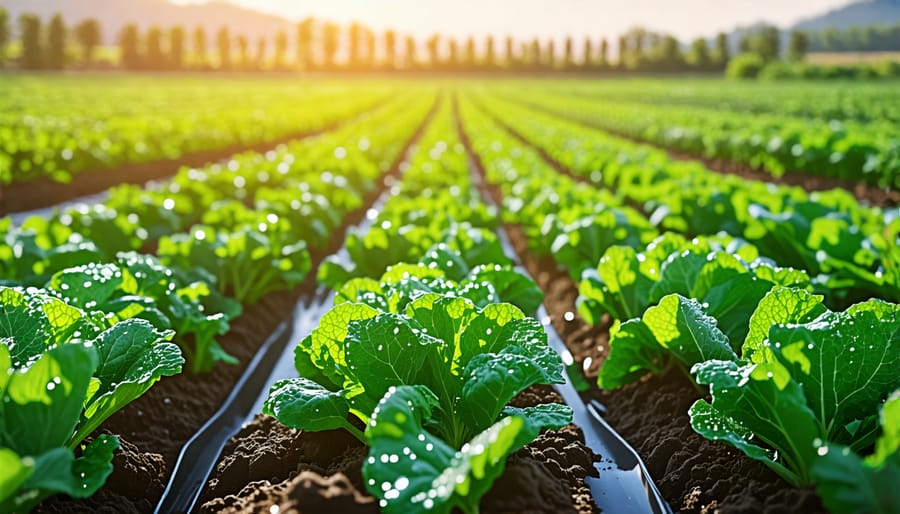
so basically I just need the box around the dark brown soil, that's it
[456,102,827,514]
[199,386,600,514]
[500,97,900,208]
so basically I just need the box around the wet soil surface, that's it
[198,386,599,514]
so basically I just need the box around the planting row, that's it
[494,82,900,187]
[457,92,900,513]
[0,76,396,185]
[1,87,438,512]
[471,89,900,308]
[533,79,900,124]
[201,95,600,513]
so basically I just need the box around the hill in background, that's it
[792,0,900,30]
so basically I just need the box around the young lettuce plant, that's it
[264,294,571,513]
[158,224,310,305]
[689,297,900,487]
[0,286,183,511]
[595,244,809,390]
[334,258,543,317]
[45,254,240,373]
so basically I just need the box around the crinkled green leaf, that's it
[767,307,900,447]
[363,385,564,514]
[344,313,442,418]
[1,343,97,456]
[691,359,820,485]
[742,286,827,362]
[73,319,182,445]
[598,318,669,390]
[644,294,736,367]
[263,377,355,433]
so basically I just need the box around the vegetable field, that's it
[2,75,900,514]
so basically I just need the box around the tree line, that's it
[806,23,900,53]
[0,8,856,74]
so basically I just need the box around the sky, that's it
[170,0,854,40]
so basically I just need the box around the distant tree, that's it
[616,35,627,68]
[145,26,164,69]
[297,18,315,69]
[464,36,476,68]
[193,26,207,68]
[448,38,459,68]
[274,30,287,69]
[349,23,363,67]
[545,39,555,69]
[688,37,711,70]
[323,22,339,68]
[753,25,780,61]
[216,26,231,70]
[599,38,609,68]
[236,35,249,69]
[404,35,416,69]
[582,38,593,69]
[170,26,186,69]
[657,34,683,70]
[715,32,729,67]
[255,36,266,70]
[788,31,809,62]
[119,23,140,69]
[364,28,376,68]
[46,13,67,70]
[0,8,8,66]
[738,25,780,62]
[384,29,397,69]
[564,36,574,68]
[74,19,101,66]
[20,13,43,70]
[505,36,515,68]
[485,36,495,68]
[426,34,440,68]
[530,38,541,69]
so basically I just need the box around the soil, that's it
[456,102,828,514]
[198,386,600,514]
[499,97,900,208]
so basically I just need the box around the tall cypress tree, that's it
[20,14,43,70]
[46,13,67,70]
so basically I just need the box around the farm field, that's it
[2,75,900,514]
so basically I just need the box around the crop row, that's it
[252,96,591,514]
[0,87,436,511]
[494,83,900,187]
[530,79,900,124]
[457,91,900,513]
[0,77,396,185]
[471,89,899,307]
